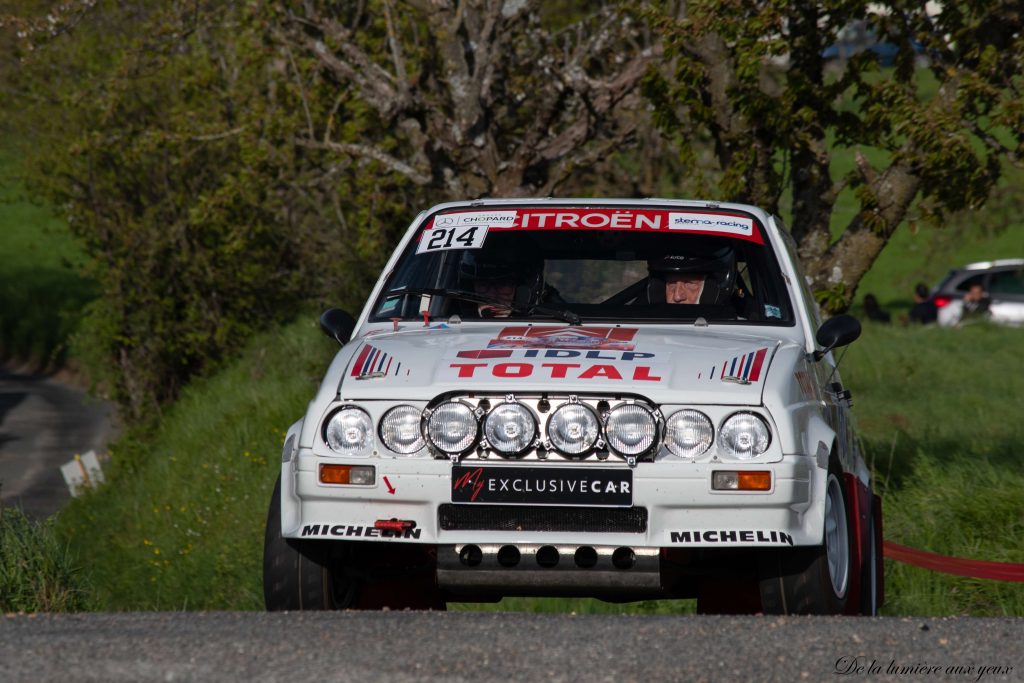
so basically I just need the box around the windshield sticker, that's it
[377,297,400,314]
[416,223,489,254]
[764,304,782,319]
[699,347,768,383]
[350,344,410,378]
[434,210,518,228]
[462,208,764,244]
[668,212,755,238]
[487,326,638,350]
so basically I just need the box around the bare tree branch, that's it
[382,0,410,103]
[281,40,316,140]
[296,138,432,186]
[287,0,656,200]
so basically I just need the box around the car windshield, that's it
[371,205,794,325]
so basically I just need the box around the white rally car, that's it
[263,199,883,615]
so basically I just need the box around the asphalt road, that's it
[0,365,116,518]
[0,612,1020,683]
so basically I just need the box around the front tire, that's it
[860,502,880,616]
[759,467,851,614]
[262,475,356,611]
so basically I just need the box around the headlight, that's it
[605,403,658,457]
[379,405,425,454]
[664,409,714,458]
[425,401,479,455]
[324,407,374,455]
[718,412,771,459]
[484,402,537,457]
[546,402,601,456]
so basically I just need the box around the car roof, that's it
[424,197,773,221]
[960,258,1024,271]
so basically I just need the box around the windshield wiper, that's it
[388,287,582,325]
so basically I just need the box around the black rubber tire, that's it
[759,465,852,615]
[262,475,354,611]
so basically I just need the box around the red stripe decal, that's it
[748,348,767,382]
[351,345,372,376]
[458,349,513,359]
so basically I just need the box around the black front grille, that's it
[438,504,647,533]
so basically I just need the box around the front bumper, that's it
[280,452,826,549]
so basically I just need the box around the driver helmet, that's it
[459,248,544,307]
[646,244,736,305]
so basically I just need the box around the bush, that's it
[1,1,416,421]
[0,506,94,612]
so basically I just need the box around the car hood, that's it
[334,323,782,405]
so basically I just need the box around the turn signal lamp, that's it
[712,470,771,491]
[319,463,375,485]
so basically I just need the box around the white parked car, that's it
[932,259,1024,327]
[263,199,883,615]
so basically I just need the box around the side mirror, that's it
[319,308,357,345]
[813,314,861,361]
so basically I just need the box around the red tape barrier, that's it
[884,540,1024,582]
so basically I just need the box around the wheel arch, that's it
[280,419,303,536]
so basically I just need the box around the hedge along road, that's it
[0,612,1021,682]
[0,364,116,518]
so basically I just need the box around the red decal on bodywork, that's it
[489,326,638,350]
[350,345,372,376]
[457,349,514,359]
[748,347,768,381]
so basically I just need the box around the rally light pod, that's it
[379,405,426,454]
[546,399,602,458]
[483,401,538,458]
[425,401,480,456]
[604,403,659,459]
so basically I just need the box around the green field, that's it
[0,151,95,366]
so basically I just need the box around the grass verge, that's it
[843,321,1024,616]
[0,505,95,612]
[53,314,338,610]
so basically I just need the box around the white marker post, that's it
[60,450,105,497]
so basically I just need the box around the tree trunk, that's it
[800,160,921,312]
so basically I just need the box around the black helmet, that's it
[459,248,544,306]
[460,250,519,281]
[647,244,736,305]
